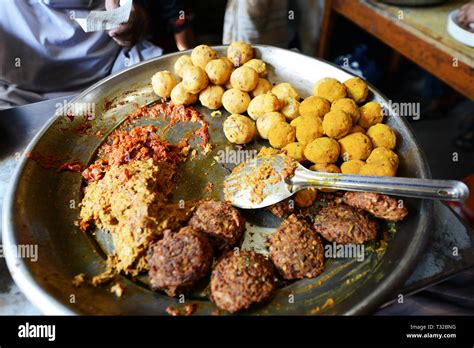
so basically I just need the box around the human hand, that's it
[105,0,150,46]
[456,1,474,32]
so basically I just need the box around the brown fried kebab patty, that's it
[342,192,408,221]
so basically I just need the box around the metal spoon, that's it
[224,154,470,209]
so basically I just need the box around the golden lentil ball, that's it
[251,78,272,97]
[283,142,306,162]
[294,188,318,208]
[199,85,224,110]
[299,96,330,118]
[309,163,341,173]
[272,82,299,100]
[331,98,360,124]
[182,65,209,94]
[174,55,193,78]
[304,137,340,164]
[280,97,300,121]
[340,159,366,174]
[313,77,347,103]
[222,88,251,114]
[291,115,324,145]
[338,132,373,161]
[359,101,383,128]
[191,44,218,69]
[243,59,267,77]
[256,112,286,139]
[247,94,266,120]
[263,92,281,112]
[223,114,256,144]
[360,161,397,177]
[349,125,366,134]
[322,110,353,139]
[230,66,259,92]
[205,58,233,85]
[151,70,177,99]
[227,41,253,67]
[344,76,369,103]
[170,82,198,106]
[268,122,296,149]
[367,123,396,149]
[366,147,399,169]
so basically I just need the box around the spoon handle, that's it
[290,167,469,202]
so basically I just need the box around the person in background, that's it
[0,0,193,110]
[456,0,474,32]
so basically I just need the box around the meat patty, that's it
[189,200,245,250]
[147,226,213,296]
[268,215,325,280]
[267,198,297,218]
[342,192,408,221]
[313,204,379,244]
[210,250,277,313]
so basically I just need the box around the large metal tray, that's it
[2,45,432,315]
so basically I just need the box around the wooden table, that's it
[318,0,474,100]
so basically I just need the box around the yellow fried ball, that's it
[222,88,251,114]
[283,142,306,162]
[227,41,253,67]
[313,77,347,103]
[230,66,259,92]
[182,65,209,94]
[344,76,368,103]
[256,112,286,139]
[366,147,399,169]
[341,159,366,174]
[251,78,272,97]
[359,101,383,128]
[199,85,224,110]
[322,110,353,139]
[170,82,198,106]
[331,98,360,124]
[174,55,193,78]
[151,70,177,99]
[309,163,341,173]
[291,115,324,145]
[338,132,373,161]
[268,122,296,149]
[294,188,318,208]
[360,161,396,177]
[223,114,256,144]
[272,82,299,100]
[299,96,330,118]
[281,97,300,121]
[263,92,281,112]
[304,137,340,164]
[191,44,218,69]
[366,123,396,150]
[243,59,267,77]
[205,58,233,85]
[349,125,366,134]
[247,94,266,120]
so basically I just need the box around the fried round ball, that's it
[182,65,209,94]
[359,101,383,128]
[344,76,369,103]
[151,70,177,99]
[268,122,296,149]
[359,161,397,177]
[256,112,286,139]
[230,66,259,92]
[147,227,213,296]
[205,58,233,85]
[338,132,373,161]
[227,41,254,67]
[251,78,272,97]
[313,204,379,244]
[349,125,366,134]
[191,44,218,69]
[341,159,365,174]
[299,96,331,118]
[309,163,341,173]
[331,98,360,124]
[243,58,267,77]
[210,250,277,313]
[174,55,193,78]
[322,110,353,139]
[366,123,396,149]
[247,94,266,120]
[272,82,299,100]
[313,77,347,103]
[263,92,281,112]
[281,97,300,121]
[170,82,198,106]
[283,142,306,162]
[291,115,324,145]
[294,188,318,208]
[366,147,399,169]
[268,215,325,280]
[223,114,256,144]
[199,85,224,110]
[189,200,246,250]
[304,137,340,164]
[222,88,251,114]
